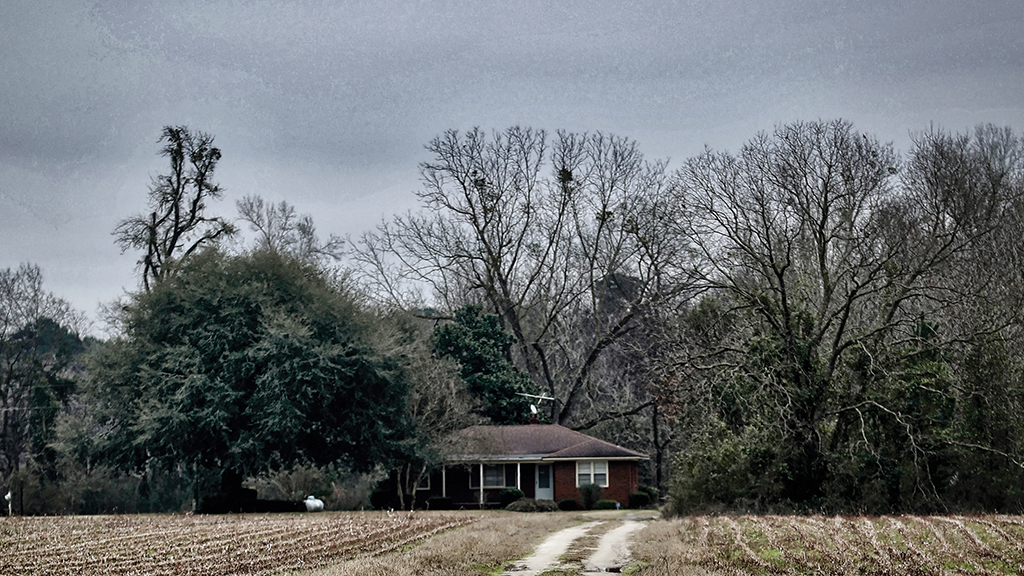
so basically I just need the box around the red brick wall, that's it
[602,461,638,505]
[553,461,577,503]
[552,460,639,506]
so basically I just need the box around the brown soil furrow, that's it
[889,516,941,574]
[722,515,773,571]
[0,514,469,576]
[924,516,1000,575]
[783,515,838,573]
[803,516,850,569]
[980,517,1024,559]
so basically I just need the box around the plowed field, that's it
[633,514,1024,575]
[0,511,473,575]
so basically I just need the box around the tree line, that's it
[2,120,1022,514]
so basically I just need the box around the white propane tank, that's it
[304,495,324,512]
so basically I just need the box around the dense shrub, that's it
[592,499,619,510]
[637,484,658,502]
[669,422,780,515]
[628,492,651,508]
[506,498,560,512]
[425,496,453,510]
[4,460,192,515]
[255,464,333,502]
[499,488,525,508]
[326,469,382,510]
[578,483,602,510]
[369,488,393,510]
[558,498,579,511]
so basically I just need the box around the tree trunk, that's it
[652,405,664,493]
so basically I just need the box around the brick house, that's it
[418,424,647,508]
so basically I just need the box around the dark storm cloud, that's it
[2,0,1022,328]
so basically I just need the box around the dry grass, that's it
[0,511,472,575]
[628,518,718,576]
[629,514,1024,575]
[295,511,580,576]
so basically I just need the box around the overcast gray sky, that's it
[3,0,1023,331]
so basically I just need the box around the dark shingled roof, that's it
[447,424,647,460]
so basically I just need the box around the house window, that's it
[469,464,517,488]
[576,461,609,487]
[417,473,430,490]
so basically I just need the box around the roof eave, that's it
[444,454,549,462]
[541,456,649,461]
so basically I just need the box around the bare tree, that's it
[368,312,482,509]
[659,120,1024,507]
[0,264,85,481]
[114,126,236,290]
[236,195,344,265]
[354,127,693,426]
[666,120,913,502]
[900,124,1024,340]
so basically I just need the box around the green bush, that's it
[369,488,393,510]
[4,460,191,515]
[669,421,781,515]
[324,468,383,511]
[499,487,525,508]
[255,463,333,502]
[637,484,659,502]
[537,499,559,511]
[558,498,579,511]
[578,483,602,510]
[628,491,651,508]
[592,499,619,510]
[506,498,560,512]
[425,496,452,510]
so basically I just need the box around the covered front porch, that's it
[428,460,554,508]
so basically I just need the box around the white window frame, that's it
[469,464,517,489]
[416,473,430,491]
[576,460,609,488]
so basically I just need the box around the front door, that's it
[535,464,553,500]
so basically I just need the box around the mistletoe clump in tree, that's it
[114,126,236,291]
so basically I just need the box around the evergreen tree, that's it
[432,305,539,424]
[93,249,409,508]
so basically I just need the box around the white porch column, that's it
[479,464,485,506]
[516,463,521,490]
[442,466,447,498]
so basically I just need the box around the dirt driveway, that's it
[504,511,657,574]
